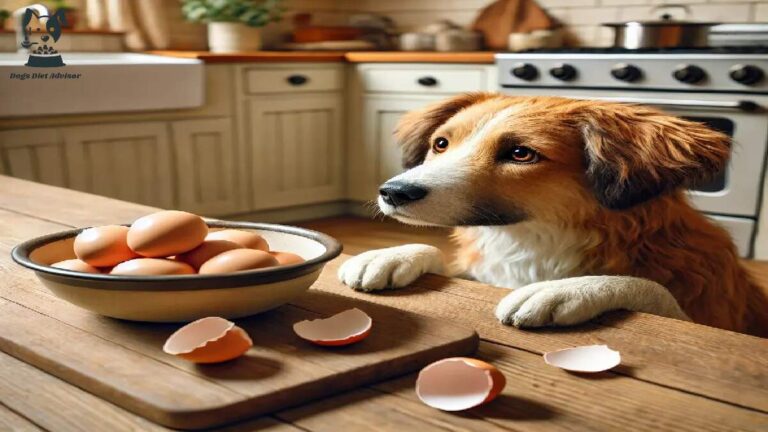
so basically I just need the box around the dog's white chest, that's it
[465,224,600,289]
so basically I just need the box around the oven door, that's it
[503,88,768,218]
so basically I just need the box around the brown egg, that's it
[270,251,305,266]
[127,210,208,257]
[111,258,195,276]
[74,225,139,267]
[199,249,278,274]
[176,240,243,270]
[51,259,102,274]
[206,229,269,251]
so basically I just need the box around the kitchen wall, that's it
[285,0,768,47]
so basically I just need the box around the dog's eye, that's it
[504,146,539,164]
[432,137,449,153]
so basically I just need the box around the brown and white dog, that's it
[338,93,768,337]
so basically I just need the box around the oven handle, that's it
[579,97,762,112]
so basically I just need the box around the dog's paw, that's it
[495,280,597,328]
[338,244,444,292]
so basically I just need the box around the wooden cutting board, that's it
[0,288,478,430]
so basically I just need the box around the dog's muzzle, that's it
[378,181,428,207]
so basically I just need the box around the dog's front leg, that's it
[338,244,445,291]
[495,276,690,328]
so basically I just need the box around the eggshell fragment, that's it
[293,308,372,346]
[74,225,139,267]
[163,317,252,364]
[127,210,208,258]
[543,345,621,373]
[270,251,305,266]
[110,258,196,276]
[198,249,278,274]
[416,357,506,411]
[176,239,243,270]
[206,229,269,251]
[51,259,102,274]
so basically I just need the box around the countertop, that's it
[1,174,767,431]
[149,50,496,64]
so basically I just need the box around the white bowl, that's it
[12,221,342,322]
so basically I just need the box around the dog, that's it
[21,7,67,68]
[338,93,768,337]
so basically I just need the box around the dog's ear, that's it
[22,8,36,33]
[579,103,731,210]
[47,9,67,42]
[394,92,492,168]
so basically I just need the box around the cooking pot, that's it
[603,16,718,49]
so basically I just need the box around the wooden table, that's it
[1,175,766,432]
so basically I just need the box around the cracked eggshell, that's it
[416,357,506,411]
[163,317,253,364]
[293,308,372,346]
[543,344,621,373]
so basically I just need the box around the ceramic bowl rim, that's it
[11,220,342,291]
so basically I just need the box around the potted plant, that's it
[181,0,284,53]
[49,0,77,29]
[0,9,10,30]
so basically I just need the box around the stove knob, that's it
[673,64,706,84]
[511,63,538,81]
[611,63,642,82]
[730,64,764,85]
[550,63,577,81]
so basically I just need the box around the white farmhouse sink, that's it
[0,53,204,117]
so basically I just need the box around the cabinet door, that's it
[350,96,444,202]
[62,122,175,208]
[242,94,344,210]
[0,128,68,187]
[171,118,242,216]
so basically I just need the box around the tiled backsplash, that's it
[284,0,768,47]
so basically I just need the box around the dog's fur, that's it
[338,93,768,337]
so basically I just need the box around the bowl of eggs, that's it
[11,210,342,322]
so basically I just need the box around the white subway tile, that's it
[756,3,768,22]
[687,4,752,22]
[538,0,598,7]
[565,7,620,25]
[602,0,651,6]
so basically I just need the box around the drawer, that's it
[244,67,342,94]
[362,68,487,93]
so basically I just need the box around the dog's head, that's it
[21,8,67,48]
[377,94,730,227]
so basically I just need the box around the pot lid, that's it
[603,20,719,27]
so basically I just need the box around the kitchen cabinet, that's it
[171,118,243,215]
[241,94,344,210]
[62,122,175,209]
[0,128,68,188]
[348,63,498,201]
[349,95,446,202]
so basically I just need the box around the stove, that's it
[496,48,768,257]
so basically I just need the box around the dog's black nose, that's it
[379,182,428,207]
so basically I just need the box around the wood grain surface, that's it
[0,201,477,429]
[1,176,767,431]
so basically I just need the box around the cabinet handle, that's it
[417,76,438,87]
[286,75,309,86]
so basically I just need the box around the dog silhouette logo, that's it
[20,7,67,68]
